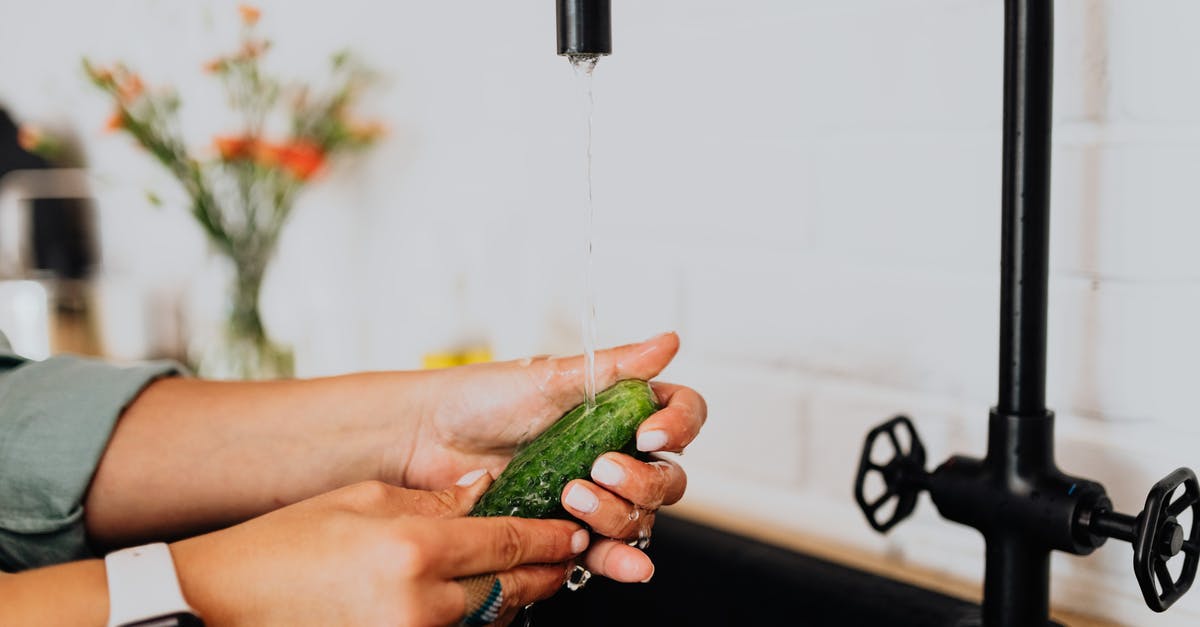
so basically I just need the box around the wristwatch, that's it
[104,542,204,627]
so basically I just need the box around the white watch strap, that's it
[104,542,199,627]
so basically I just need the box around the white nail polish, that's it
[591,457,625,487]
[641,563,656,583]
[637,430,669,452]
[564,484,599,513]
[571,529,590,554]
[455,469,488,487]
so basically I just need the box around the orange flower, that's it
[250,139,284,166]
[218,136,324,180]
[105,110,126,133]
[117,73,144,103]
[278,141,325,180]
[238,4,261,26]
[203,57,226,74]
[214,135,256,160]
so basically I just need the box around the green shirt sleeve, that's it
[0,332,182,572]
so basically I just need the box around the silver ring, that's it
[458,574,503,626]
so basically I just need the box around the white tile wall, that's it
[2,1,1199,624]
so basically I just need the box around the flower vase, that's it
[193,255,294,380]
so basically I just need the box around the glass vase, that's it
[192,254,294,380]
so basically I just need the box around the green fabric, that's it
[0,331,181,572]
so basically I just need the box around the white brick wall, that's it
[3,1,1199,624]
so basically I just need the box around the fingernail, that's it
[644,331,673,342]
[455,469,488,487]
[637,430,669,452]
[564,484,599,513]
[641,563,656,583]
[591,456,626,487]
[570,529,590,554]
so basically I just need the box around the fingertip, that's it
[451,469,493,512]
[658,330,680,353]
[570,529,590,554]
[636,429,670,453]
[639,385,706,450]
[455,468,490,487]
[584,540,656,583]
[641,560,656,583]
[562,480,600,514]
[641,331,680,361]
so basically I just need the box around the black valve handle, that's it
[1136,468,1199,611]
[1089,467,1200,612]
[854,415,928,533]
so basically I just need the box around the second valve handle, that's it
[854,415,929,533]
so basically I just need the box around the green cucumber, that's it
[469,379,660,519]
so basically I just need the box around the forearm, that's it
[84,371,429,549]
[0,560,108,626]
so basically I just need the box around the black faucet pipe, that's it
[997,0,1053,418]
[557,0,612,57]
[984,1,1057,624]
[854,0,1199,620]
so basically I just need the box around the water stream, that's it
[571,54,600,413]
[566,54,601,598]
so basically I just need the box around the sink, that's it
[533,511,982,626]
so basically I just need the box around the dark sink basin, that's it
[533,512,982,626]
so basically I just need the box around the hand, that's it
[172,472,590,627]
[396,332,707,584]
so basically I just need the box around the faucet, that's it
[549,1,1197,624]
[557,0,611,58]
[853,2,1199,625]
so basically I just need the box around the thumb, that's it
[532,332,680,409]
[438,469,495,517]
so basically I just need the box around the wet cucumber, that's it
[469,379,660,519]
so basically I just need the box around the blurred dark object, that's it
[1,105,104,357]
[534,512,982,626]
[27,195,103,357]
[21,191,103,357]
[29,197,99,280]
[0,107,50,178]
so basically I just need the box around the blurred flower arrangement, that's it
[84,4,384,379]
[17,126,69,164]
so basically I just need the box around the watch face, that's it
[123,613,205,627]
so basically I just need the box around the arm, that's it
[4,476,587,627]
[0,560,108,625]
[84,371,428,549]
[86,332,705,583]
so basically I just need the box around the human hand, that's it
[171,472,589,626]
[396,332,707,584]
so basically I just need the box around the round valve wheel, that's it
[1135,468,1200,612]
[854,415,927,533]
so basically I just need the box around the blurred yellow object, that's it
[421,345,492,369]
[421,352,461,370]
[462,347,493,365]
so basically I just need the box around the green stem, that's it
[229,258,267,342]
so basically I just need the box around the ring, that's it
[458,574,504,626]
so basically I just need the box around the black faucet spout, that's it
[557,0,611,57]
